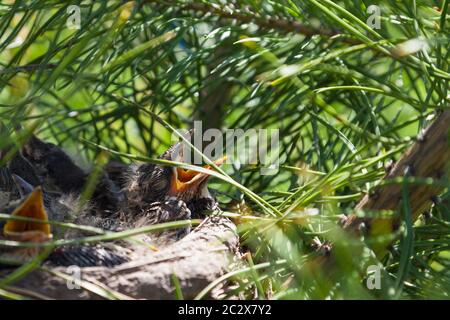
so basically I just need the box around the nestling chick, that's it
[125,134,225,217]
[119,134,225,242]
[0,172,132,267]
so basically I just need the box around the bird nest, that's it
[2,216,240,300]
[0,135,241,300]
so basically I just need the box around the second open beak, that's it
[3,187,52,241]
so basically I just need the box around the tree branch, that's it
[181,2,339,38]
[141,0,344,39]
[344,110,450,255]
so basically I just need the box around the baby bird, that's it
[6,132,224,251]
[0,166,72,264]
[125,135,224,215]
[0,188,132,268]
[116,135,225,241]
[75,141,225,245]
[0,171,133,267]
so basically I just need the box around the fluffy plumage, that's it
[20,135,123,215]
[1,133,222,268]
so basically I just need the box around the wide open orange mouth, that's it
[170,156,227,194]
[3,187,52,241]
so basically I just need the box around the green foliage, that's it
[0,0,449,299]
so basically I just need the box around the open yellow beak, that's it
[3,187,52,240]
[170,156,227,194]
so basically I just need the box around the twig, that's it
[0,64,57,75]
[181,2,339,38]
[140,0,345,40]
